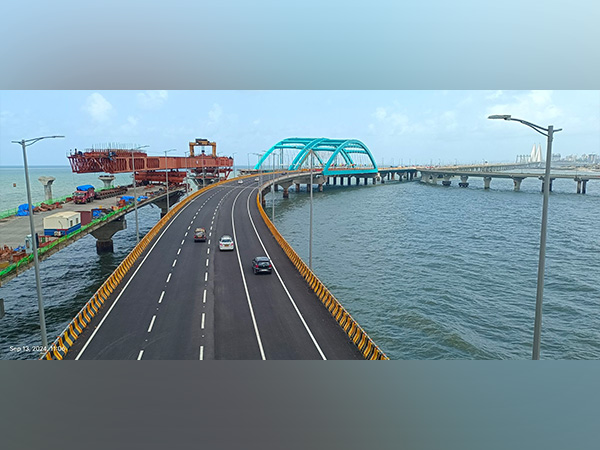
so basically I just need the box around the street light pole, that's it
[488,114,561,360]
[232,152,237,178]
[12,135,64,348]
[131,145,149,245]
[163,149,176,212]
[309,150,313,270]
[272,152,275,222]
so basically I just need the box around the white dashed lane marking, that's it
[159,291,165,303]
[147,315,156,333]
[137,350,144,360]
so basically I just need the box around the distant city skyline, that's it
[1,90,598,168]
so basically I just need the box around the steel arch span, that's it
[254,137,378,176]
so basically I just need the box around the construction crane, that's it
[189,138,217,157]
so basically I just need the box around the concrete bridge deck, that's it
[66,177,365,360]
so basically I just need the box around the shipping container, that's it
[43,211,81,236]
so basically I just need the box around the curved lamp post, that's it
[163,149,176,211]
[131,145,149,244]
[488,114,562,359]
[11,135,65,347]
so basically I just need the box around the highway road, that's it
[66,179,363,360]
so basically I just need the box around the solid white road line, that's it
[231,188,266,360]
[137,350,144,360]
[159,291,165,304]
[147,315,156,333]
[75,194,200,360]
[245,188,327,360]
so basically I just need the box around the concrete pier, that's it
[513,177,524,191]
[38,176,55,202]
[539,177,555,192]
[576,178,589,194]
[483,176,492,189]
[458,175,468,188]
[442,175,452,187]
[91,217,126,253]
[99,175,116,189]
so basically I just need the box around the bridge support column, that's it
[458,175,469,188]
[91,217,126,253]
[442,175,452,187]
[99,175,116,189]
[318,183,323,192]
[295,183,300,192]
[38,176,56,202]
[539,177,555,192]
[282,187,289,198]
[483,176,492,190]
[512,177,524,191]
[391,172,395,181]
[582,179,588,194]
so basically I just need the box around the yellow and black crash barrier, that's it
[42,175,257,360]
[256,192,388,360]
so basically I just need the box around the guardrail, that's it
[40,176,257,360]
[256,185,388,360]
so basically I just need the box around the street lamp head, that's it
[488,115,512,120]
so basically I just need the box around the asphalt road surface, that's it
[67,179,363,360]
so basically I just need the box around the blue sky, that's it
[1,90,598,168]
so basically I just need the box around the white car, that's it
[219,235,235,251]
[238,179,244,184]
[254,177,259,181]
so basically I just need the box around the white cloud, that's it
[487,90,561,123]
[83,93,113,122]
[485,90,503,100]
[208,103,223,123]
[120,116,139,133]
[137,90,168,109]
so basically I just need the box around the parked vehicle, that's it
[73,185,95,204]
[194,228,207,242]
[252,256,272,274]
[218,235,234,251]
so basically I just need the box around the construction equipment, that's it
[189,138,217,157]
[68,139,233,186]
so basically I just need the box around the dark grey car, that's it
[252,256,272,274]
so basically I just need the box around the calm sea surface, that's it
[1,166,599,359]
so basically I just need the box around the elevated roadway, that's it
[66,178,363,360]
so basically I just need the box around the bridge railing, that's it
[256,187,388,360]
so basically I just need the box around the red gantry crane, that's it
[68,139,233,186]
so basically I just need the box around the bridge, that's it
[36,137,596,360]
[43,138,388,360]
[420,166,600,193]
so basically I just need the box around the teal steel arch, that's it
[254,137,378,175]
